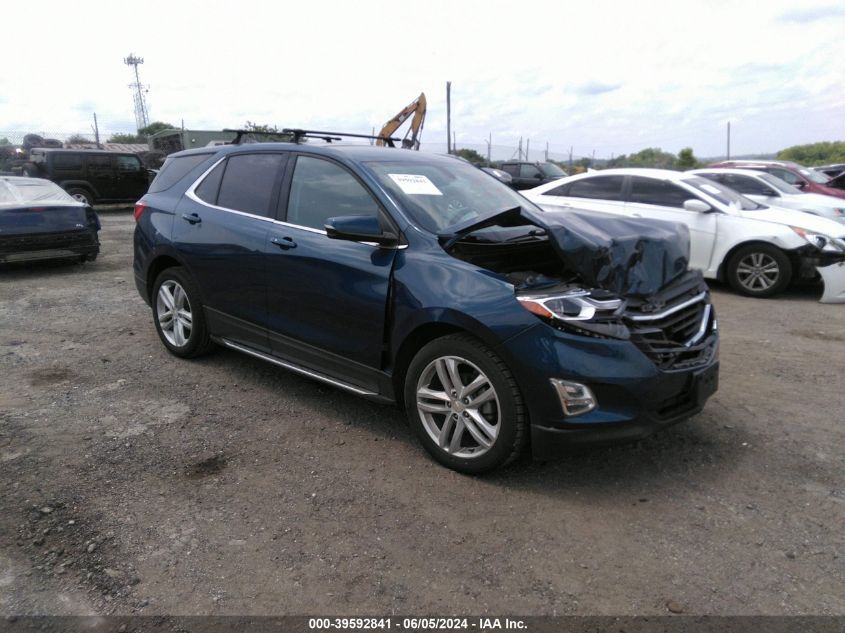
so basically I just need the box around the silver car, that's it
[690,168,845,224]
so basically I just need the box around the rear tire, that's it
[66,187,94,206]
[404,334,527,475]
[726,244,792,298]
[151,267,215,358]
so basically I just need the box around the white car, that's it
[689,168,845,224]
[523,168,845,302]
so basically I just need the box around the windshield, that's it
[757,172,801,194]
[364,159,539,233]
[799,168,830,184]
[682,176,765,211]
[539,162,566,178]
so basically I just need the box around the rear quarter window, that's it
[148,153,214,193]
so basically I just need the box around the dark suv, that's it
[500,161,567,190]
[133,139,718,474]
[23,148,150,205]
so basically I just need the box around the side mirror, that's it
[794,181,807,189]
[535,173,544,179]
[760,188,778,197]
[683,199,712,213]
[325,215,399,247]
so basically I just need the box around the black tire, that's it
[403,333,528,475]
[726,243,792,298]
[151,266,215,358]
[65,187,94,206]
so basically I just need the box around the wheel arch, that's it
[716,239,793,281]
[146,254,185,301]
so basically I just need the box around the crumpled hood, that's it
[525,209,691,297]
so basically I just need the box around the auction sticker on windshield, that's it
[388,174,443,195]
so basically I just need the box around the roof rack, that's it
[282,129,401,147]
[222,129,297,145]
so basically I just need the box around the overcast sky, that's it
[1,0,843,159]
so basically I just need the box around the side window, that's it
[286,156,380,231]
[724,174,770,196]
[87,155,111,173]
[768,168,800,185]
[629,177,690,208]
[217,153,284,217]
[568,176,624,201]
[53,154,83,170]
[148,153,213,193]
[502,164,518,176]
[194,160,226,205]
[116,155,142,173]
[545,182,571,197]
[519,164,542,178]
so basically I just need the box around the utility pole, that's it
[568,146,573,173]
[526,139,530,162]
[545,141,549,162]
[485,133,492,164]
[123,53,150,132]
[91,113,101,148]
[446,81,452,154]
[518,137,523,160]
[452,131,456,153]
[726,121,731,160]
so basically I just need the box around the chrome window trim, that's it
[184,154,406,247]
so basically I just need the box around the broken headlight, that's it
[791,226,845,253]
[517,289,630,339]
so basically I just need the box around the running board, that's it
[219,338,380,397]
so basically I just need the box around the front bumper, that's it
[818,261,845,304]
[500,323,719,460]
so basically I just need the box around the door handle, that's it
[181,213,202,225]
[271,236,297,250]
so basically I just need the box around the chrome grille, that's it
[625,292,715,370]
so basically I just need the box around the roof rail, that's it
[222,129,296,145]
[282,129,402,147]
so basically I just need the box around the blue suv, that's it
[133,136,719,474]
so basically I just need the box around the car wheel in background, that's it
[66,187,94,206]
[151,267,215,358]
[404,333,527,474]
[726,244,792,298]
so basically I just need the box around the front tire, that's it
[404,334,527,474]
[151,267,214,358]
[726,244,792,298]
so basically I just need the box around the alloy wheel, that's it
[415,356,501,459]
[156,280,193,347]
[736,252,780,291]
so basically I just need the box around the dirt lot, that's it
[1,210,844,617]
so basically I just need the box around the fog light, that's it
[550,379,597,417]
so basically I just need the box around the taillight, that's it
[133,201,147,222]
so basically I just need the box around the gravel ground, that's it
[1,210,843,617]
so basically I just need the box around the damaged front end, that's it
[440,207,718,371]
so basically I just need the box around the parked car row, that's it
[524,168,845,302]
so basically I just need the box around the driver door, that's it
[625,176,718,271]
[264,154,397,389]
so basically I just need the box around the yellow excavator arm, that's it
[376,93,427,150]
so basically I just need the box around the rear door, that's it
[173,151,288,351]
[264,154,397,389]
[114,154,149,201]
[625,176,718,271]
[713,172,781,207]
[84,154,116,200]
